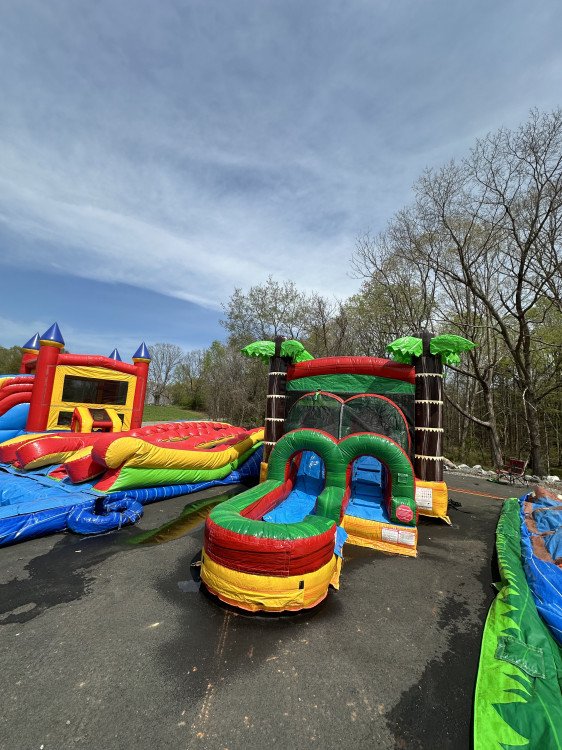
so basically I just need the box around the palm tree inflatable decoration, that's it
[242,338,313,470]
[386,333,476,366]
[387,331,476,483]
[241,339,314,364]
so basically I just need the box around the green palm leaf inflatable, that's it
[241,339,313,364]
[429,334,476,366]
[387,333,475,365]
[386,336,423,364]
[240,341,276,362]
[280,340,314,363]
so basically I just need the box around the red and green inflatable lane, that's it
[0,422,263,493]
[474,498,562,749]
[201,428,416,613]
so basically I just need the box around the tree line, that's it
[1,109,560,474]
[149,109,562,476]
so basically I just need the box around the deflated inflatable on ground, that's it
[0,421,263,489]
[0,449,262,547]
[474,491,562,750]
[88,425,263,492]
[0,422,263,546]
[520,489,562,644]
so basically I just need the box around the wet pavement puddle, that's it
[126,489,241,546]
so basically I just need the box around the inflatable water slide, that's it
[0,373,35,442]
[474,488,562,750]
[0,324,262,546]
[202,427,417,612]
[200,333,474,613]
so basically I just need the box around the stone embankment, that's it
[443,458,562,490]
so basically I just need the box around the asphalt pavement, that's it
[0,474,525,750]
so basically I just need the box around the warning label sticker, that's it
[381,528,399,544]
[415,486,433,510]
[381,527,416,547]
[398,530,416,546]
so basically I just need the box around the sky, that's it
[1,0,561,358]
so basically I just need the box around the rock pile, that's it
[443,460,561,488]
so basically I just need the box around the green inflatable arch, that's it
[268,429,416,525]
[268,429,345,523]
[338,433,415,524]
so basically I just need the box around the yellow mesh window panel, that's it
[47,366,136,431]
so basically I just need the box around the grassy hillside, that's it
[142,405,208,423]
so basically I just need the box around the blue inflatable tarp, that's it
[520,491,562,645]
[0,447,262,546]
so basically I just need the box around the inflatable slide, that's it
[201,428,417,612]
[200,333,479,614]
[0,422,263,546]
[0,374,34,442]
[474,489,562,749]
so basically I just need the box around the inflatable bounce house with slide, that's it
[0,323,263,544]
[200,331,476,612]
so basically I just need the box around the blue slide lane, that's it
[263,452,324,524]
[261,450,353,556]
[264,451,411,527]
[345,454,390,522]
[0,402,30,442]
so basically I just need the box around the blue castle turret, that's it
[22,333,40,352]
[132,342,151,361]
[40,322,65,348]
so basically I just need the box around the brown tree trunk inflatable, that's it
[413,330,444,483]
[261,336,290,479]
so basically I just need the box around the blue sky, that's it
[1,0,561,357]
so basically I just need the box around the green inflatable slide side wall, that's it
[474,499,562,749]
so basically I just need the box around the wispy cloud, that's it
[1,0,561,315]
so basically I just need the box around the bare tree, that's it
[407,111,561,474]
[306,294,351,357]
[221,276,314,347]
[201,341,266,426]
[351,110,562,473]
[169,349,205,410]
[352,228,438,334]
[350,226,443,361]
[441,289,505,468]
[148,342,185,406]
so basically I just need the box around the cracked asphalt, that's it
[0,475,523,750]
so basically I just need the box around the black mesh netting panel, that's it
[285,392,412,456]
[286,392,414,435]
[340,396,409,452]
[284,393,342,438]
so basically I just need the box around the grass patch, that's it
[142,405,208,423]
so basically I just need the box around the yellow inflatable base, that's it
[200,553,340,613]
[415,480,450,524]
[342,514,418,557]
